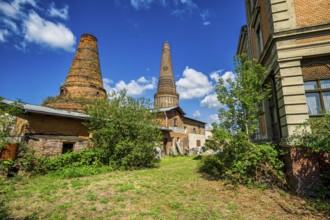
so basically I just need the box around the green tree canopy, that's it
[216,54,271,136]
[200,54,284,187]
[0,98,22,150]
[84,91,162,169]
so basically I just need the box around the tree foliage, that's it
[0,98,22,150]
[200,54,285,187]
[84,91,162,169]
[290,113,330,153]
[216,54,271,135]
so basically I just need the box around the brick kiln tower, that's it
[44,34,106,112]
[154,42,179,109]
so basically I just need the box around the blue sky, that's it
[0,0,246,127]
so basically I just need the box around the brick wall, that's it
[22,113,89,137]
[285,147,321,195]
[293,0,330,27]
[28,138,91,158]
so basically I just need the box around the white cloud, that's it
[203,21,210,26]
[193,110,201,118]
[200,93,222,109]
[23,11,76,52]
[197,70,236,109]
[210,70,221,81]
[103,76,157,96]
[208,114,219,124]
[221,71,236,87]
[130,0,154,10]
[200,9,210,26]
[2,18,18,31]
[0,0,75,52]
[137,76,148,83]
[210,70,235,88]
[48,2,69,20]
[176,67,213,99]
[0,0,36,18]
[128,0,208,25]
[0,29,10,42]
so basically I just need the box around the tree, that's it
[84,91,162,169]
[0,98,22,150]
[200,54,285,187]
[215,54,271,136]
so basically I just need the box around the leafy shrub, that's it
[53,165,112,179]
[41,147,104,172]
[14,147,107,177]
[199,130,285,187]
[290,113,330,198]
[290,113,330,153]
[0,160,14,177]
[198,154,224,177]
[85,91,162,170]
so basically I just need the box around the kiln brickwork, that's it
[154,42,206,156]
[154,42,179,109]
[44,34,106,113]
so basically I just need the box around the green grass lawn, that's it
[1,157,328,219]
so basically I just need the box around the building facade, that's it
[3,99,91,158]
[238,0,330,144]
[155,43,206,155]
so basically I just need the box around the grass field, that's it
[1,156,328,219]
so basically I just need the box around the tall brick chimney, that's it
[44,34,107,112]
[154,42,179,109]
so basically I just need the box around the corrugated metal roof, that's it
[154,106,186,115]
[2,99,88,120]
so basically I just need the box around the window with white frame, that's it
[304,79,330,115]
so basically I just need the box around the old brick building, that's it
[2,37,206,158]
[43,34,107,113]
[238,0,330,144]
[155,42,206,155]
[237,0,330,193]
[2,99,90,158]
[1,34,106,158]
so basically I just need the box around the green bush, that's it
[198,155,224,177]
[291,113,330,153]
[41,147,104,172]
[85,91,162,170]
[199,131,285,187]
[14,147,107,176]
[53,165,112,179]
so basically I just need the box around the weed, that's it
[114,196,124,202]
[168,201,182,210]
[228,203,237,212]
[57,202,72,210]
[87,190,98,201]
[100,198,110,204]
[117,184,135,192]
[119,203,126,209]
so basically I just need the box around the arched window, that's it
[173,118,178,127]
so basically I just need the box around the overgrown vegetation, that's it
[0,97,22,151]
[84,91,162,169]
[199,54,285,187]
[291,113,330,153]
[2,91,161,179]
[290,113,330,199]
[1,157,327,219]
